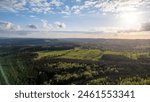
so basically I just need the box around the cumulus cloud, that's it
[0,21,22,37]
[71,5,81,14]
[41,19,66,31]
[0,20,66,32]
[50,0,63,6]
[0,21,21,31]
[61,5,71,15]
[54,22,66,29]
[41,20,53,31]
[27,24,37,29]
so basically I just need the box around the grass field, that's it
[37,48,102,61]
[37,48,150,60]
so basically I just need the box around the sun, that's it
[120,12,140,28]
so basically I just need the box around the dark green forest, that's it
[0,38,150,85]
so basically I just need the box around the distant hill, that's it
[0,38,150,51]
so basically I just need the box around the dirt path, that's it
[0,63,9,85]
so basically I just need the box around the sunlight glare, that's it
[121,12,140,28]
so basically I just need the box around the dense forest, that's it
[0,38,150,85]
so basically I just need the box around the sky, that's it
[0,0,150,39]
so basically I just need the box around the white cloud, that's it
[0,0,16,12]
[0,0,149,14]
[13,0,27,10]
[50,0,63,6]
[41,20,53,31]
[73,9,80,14]
[71,5,82,14]
[54,22,66,29]
[84,1,96,7]
[31,7,51,14]
[61,5,71,15]
[41,20,66,31]
[30,15,36,18]
[76,0,81,2]
[0,21,21,31]
[94,0,148,13]
[0,20,66,32]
